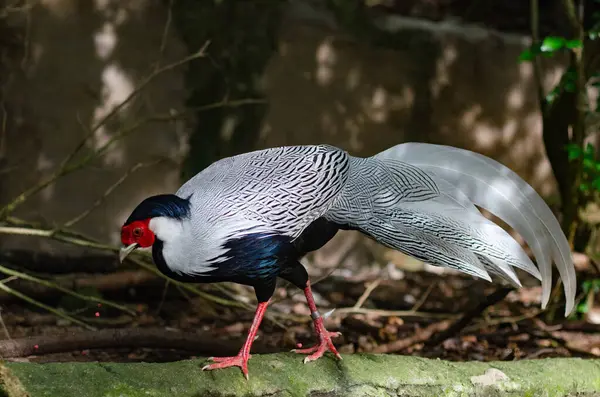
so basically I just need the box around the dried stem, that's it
[0,97,263,221]
[0,281,95,331]
[155,0,175,71]
[353,279,381,309]
[62,160,161,228]
[0,263,136,315]
[411,282,435,312]
[332,307,457,319]
[0,306,11,340]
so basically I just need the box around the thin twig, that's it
[0,306,11,340]
[353,279,381,309]
[0,276,18,285]
[155,0,175,71]
[0,263,136,315]
[155,280,170,315]
[0,97,264,221]
[465,309,543,332]
[0,42,211,220]
[130,257,246,309]
[0,282,95,331]
[0,226,115,251]
[411,282,435,312]
[62,160,161,228]
[332,307,457,319]
[91,41,210,137]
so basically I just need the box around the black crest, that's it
[124,194,192,226]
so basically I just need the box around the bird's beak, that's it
[119,243,138,263]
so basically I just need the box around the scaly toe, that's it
[291,345,319,355]
[201,354,250,379]
[208,354,252,363]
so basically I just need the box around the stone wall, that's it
[0,0,567,252]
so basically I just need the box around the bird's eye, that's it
[133,227,142,237]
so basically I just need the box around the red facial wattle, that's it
[121,219,155,248]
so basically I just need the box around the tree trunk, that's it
[170,0,284,181]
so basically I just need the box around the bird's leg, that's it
[202,300,269,379]
[292,281,342,363]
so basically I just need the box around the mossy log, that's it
[1,354,599,397]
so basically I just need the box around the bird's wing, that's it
[374,143,575,316]
[177,145,350,239]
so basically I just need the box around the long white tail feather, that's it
[477,255,522,287]
[366,215,493,281]
[399,200,541,281]
[426,177,542,280]
[375,143,575,316]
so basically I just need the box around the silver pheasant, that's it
[120,143,576,379]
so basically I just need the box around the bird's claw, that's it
[202,353,252,380]
[292,330,342,363]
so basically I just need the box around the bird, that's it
[119,143,576,379]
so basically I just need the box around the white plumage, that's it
[156,143,575,316]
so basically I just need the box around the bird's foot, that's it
[202,353,252,379]
[292,319,342,363]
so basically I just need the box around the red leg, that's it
[202,300,269,379]
[292,281,342,363]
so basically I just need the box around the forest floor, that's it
[1,240,598,365]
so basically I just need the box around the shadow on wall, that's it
[0,1,568,252]
[260,12,566,201]
[1,0,188,250]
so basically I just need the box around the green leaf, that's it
[565,39,582,49]
[564,80,576,92]
[585,142,595,156]
[579,183,590,192]
[576,301,589,314]
[519,49,534,62]
[592,279,600,293]
[582,279,594,294]
[591,177,600,191]
[540,36,566,52]
[545,88,560,104]
[566,143,583,160]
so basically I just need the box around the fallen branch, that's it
[0,282,95,331]
[425,287,514,346]
[332,307,457,320]
[372,320,451,353]
[0,328,276,358]
[0,264,136,315]
[0,249,118,274]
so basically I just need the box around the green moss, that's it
[1,355,599,397]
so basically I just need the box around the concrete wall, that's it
[0,0,566,254]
